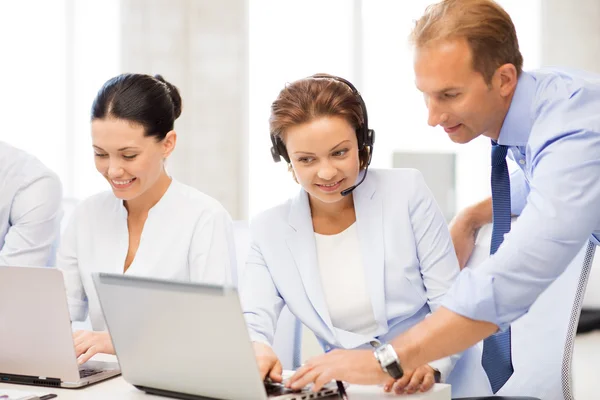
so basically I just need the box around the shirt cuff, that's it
[248,327,272,347]
[427,357,453,383]
[442,268,509,331]
[250,336,272,348]
[68,298,88,322]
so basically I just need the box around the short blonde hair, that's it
[410,0,523,83]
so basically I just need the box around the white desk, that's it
[1,355,450,400]
[0,377,451,400]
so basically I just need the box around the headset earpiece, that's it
[270,134,289,163]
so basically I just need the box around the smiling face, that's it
[91,118,176,201]
[413,38,513,143]
[284,115,360,206]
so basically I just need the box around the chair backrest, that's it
[465,220,596,400]
[232,220,302,369]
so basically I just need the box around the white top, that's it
[0,141,62,267]
[314,223,378,335]
[57,179,236,330]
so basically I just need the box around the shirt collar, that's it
[497,71,537,147]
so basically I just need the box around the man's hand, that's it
[73,330,115,365]
[253,342,283,382]
[449,213,478,269]
[450,197,493,269]
[287,349,390,392]
[384,365,436,395]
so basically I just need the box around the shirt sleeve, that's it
[56,207,88,322]
[240,231,286,347]
[408,170,461,381]
[188,206,236,286]
[443,125,600,330]
[0,171,62,267]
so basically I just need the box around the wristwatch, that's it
[373,344,404,379]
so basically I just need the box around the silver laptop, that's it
[92,273,340,400]
[0,266,120,388]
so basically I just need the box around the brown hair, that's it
[269,74,370,169]
[410,0,523,83]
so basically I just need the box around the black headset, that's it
[269,74,375,196]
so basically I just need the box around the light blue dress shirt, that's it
[443,68,600,330]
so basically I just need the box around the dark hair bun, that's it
[92,73,183,141]
[154,74,183,120]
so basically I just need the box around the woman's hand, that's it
[287,349,389,392]
[253,342,283,382]
[73,330,115,365]
[384,364,437,395]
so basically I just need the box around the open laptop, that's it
[0,267,120,388]
[92,273,340,400]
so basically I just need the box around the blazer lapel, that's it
[353,171,388,333]
[286,190,334,331]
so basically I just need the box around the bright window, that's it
[0,0,120,201]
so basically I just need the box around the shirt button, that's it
[369,340,381,348]
[519,159,526,165]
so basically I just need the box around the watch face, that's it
[387,363,403,379]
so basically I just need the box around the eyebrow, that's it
[292,140,351,156]
[415,83,462,94]
[92,145,139,152]
[437,87,462,94]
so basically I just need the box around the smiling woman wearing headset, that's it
[239,74,486,396]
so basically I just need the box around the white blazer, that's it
[240,169,487,391]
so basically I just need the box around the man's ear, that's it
[495,63,518,98]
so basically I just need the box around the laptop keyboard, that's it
[79,368,102,379]
[265,381,304,396]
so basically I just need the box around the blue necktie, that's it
[481,142,514,393]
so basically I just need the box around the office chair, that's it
[232,220,302,369]
[455,220,596,400]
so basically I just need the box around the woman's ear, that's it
[162,130,177,159]
[287,163,299,184]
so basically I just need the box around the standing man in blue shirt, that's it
[287,0,600,395]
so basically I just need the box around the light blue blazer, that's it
[240,169,488,395]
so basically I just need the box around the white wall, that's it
[120,0,249,219]
[541,0,600,73]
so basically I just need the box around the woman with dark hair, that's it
[240,74,486,396]
[58,73,236,365]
